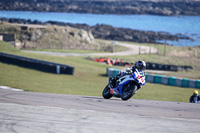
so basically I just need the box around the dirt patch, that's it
[169,50,195,58]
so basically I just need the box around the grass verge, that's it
[0,41,197,103]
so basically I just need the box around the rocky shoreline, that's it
[1,0,200,16]
[0,18,192,44]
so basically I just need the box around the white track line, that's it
[0,86,23,91]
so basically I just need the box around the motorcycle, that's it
[102,69,145,101]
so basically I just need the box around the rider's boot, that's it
[108,77,117,88]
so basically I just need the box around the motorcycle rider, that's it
[190,90,200,103]
[109,60,146,94]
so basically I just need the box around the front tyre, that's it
[121,84,137,101]
[102,85,113,99]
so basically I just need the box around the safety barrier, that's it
[196,80,200,88]
[175,78,182,87]
[154,75,162,84]
[107,68,120,77]
[146,74,200,89]
[0,52,74,75]
[189,80,196,88]
[168,77,176,86]
[146,62,193,71]
[106,68,200,89]
[93,58,193,72]
[146,74,154,83]
[161,76,168,85]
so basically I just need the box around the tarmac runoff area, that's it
[0,87,200,133]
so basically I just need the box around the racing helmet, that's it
[135,60,146,70]
[194,90,199,95]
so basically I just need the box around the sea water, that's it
[0,11,200,46]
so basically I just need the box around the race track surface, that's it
[0,88,200,133]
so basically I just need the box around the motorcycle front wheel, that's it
[121,84,137,101]
[102,85,113,99]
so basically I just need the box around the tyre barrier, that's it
[196,80,200,88]
[106,68,199,89]
[106,68,121,77]
[168,77,176,86]
[161,76,168,85]
[0,52,74,75]
[153,75,162,84]
[175,78,182,87]
[146,62,193,71]
[145,73,154,83]
[146,74,200,89]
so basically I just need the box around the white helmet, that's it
[135,60,146,70]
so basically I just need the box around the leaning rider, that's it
[109,60,146,94]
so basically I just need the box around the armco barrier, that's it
[0,52,74,75]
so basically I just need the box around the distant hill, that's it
[0,22,98,50]
[0,18,192,44]
[1,0,200,16]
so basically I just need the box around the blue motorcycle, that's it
[102,69,145,101]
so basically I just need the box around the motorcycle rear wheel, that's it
[121,84,137,101]
[102,85,113,99]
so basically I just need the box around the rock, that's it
[0,0,200,16]
[0,21,98,50]
[76,29,94,43]
[90,24,185,43]
[0,18,193,44]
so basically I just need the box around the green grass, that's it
[134,83,194,102]
[23,39,128,53]
[98,40,200,79]
[118,41,200,56]
[0,41,20,53]
[0,61,195,103]
[0,41,197,103]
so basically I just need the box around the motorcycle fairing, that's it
[113,69,145,96]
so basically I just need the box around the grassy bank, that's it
[0,41,198,102]
[107,41,200,79]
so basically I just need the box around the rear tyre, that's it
[102,85,113,99]
[121,84,137,101]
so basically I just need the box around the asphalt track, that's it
[0,88,200,133]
